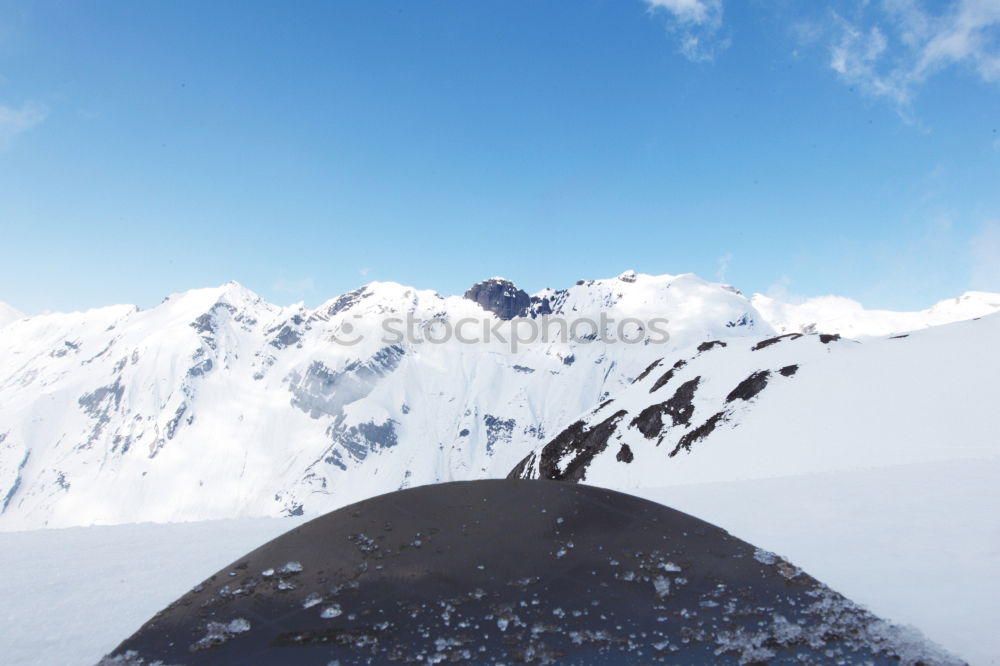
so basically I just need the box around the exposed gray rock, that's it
[631,377,701,439]
[670,411,727,457]
[288,346,405,420]
[77,378,126,450]
[269,323,303,350]
[463,278,531,320]
[513,410,627,482]
[483,414,515,453]
[1,450,28,513]
[752,333,802,351]
[334,419,400,461]
[726,370,771,403]
[616,443,634,463]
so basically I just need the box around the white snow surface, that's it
[631,460,1000,666]
[751,290,1000,338]
[0,301,24,329]
[0,516,304,666]
[0,273,769,529]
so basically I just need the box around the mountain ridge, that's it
[2,272,998,530]
[751,290,1000,337]
[0,271,765,529]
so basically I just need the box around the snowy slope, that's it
[752,291,1000,337]
[0,272,768,529]
[0,516,304,666]
[510,314,1000,486]
[0,301,24,329]
[634,460,1000,666]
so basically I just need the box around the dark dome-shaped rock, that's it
[100,480,960,665]
[463,278,531,320]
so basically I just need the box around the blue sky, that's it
[1,0,998,313]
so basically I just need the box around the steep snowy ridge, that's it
[752,290,1000,337]
[0,301,24,329]
[510,314,1000,486]
[0,272,768,529]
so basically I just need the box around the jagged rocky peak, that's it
[463,277,532,320]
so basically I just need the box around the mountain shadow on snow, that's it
[100,480,961,665]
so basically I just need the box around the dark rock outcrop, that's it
[463,278,532,320]
[615,443,634,463]
[752,333,803,351]
[633,359,662,384]
[515,410,628,482]
[631,377,701,440]
[649,359,687,393]
[725,370,772,403]
[670,411,727,457]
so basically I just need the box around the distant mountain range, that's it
[751,291,1000,337]
[1,272,998,529]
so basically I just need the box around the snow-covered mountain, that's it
[0,272,768,529]
[0,302,23,329]
[3,275,998,662]
[751,290,1000,338]
[509,314,1000,486]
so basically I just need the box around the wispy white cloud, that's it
[647,0,718,25]
[912,0,1000,81]
[825,0,1000,117]
[831,20,906,103]
[644,0,728,62]
[764,275,805,305]
[715,251,733,282]
[0,100,46,149]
